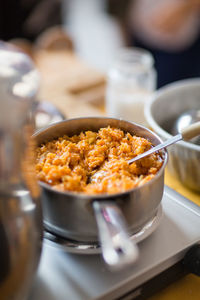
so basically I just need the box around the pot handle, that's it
[93,201,139,270]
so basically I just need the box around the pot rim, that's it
[34,116,168,199]
[145,78,200,152]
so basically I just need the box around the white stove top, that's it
[29,186,200,300]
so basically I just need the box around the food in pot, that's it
[35,126,163,194]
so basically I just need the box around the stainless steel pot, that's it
[34,117,168,269]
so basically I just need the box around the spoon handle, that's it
[128,133,182,164]
[181,121,200,141]
[128,121,200,164]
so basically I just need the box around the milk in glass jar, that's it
[106,48,156,126]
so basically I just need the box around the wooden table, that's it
[35,49,200,300]
[35,49,105,119]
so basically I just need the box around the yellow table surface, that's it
[149,169,200,300]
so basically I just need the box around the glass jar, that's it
[106,47,156,126]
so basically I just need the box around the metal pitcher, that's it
[0,42,43,300]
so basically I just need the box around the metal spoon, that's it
[128,121,200,164]
[172,109,200,145]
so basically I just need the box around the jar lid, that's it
[112,47,154,74]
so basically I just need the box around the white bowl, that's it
[145,78,200,192]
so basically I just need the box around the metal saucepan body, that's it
[34,117,168,243]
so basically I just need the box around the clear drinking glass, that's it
[106,47,156,126]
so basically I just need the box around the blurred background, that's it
[1,0,200,88]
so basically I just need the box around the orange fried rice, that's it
[35,126,163,194]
